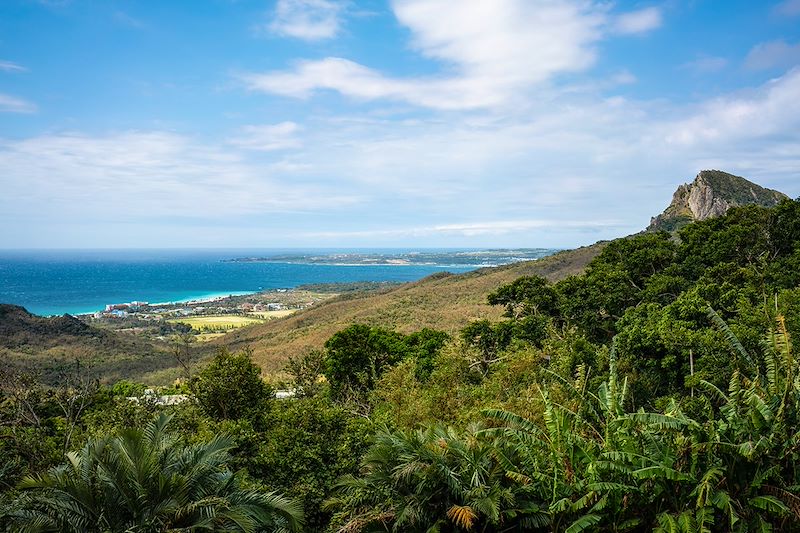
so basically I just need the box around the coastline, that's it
[147,291,256,308]
[1,250,555,318]
[64,290,257,318]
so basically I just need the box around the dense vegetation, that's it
[2,199,799,531]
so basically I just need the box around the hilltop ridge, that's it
[647,170,787,232]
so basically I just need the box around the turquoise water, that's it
[0,249,494,316]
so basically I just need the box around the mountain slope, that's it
[0,304,174,384]
[213,243,605,372]
[648,170,787,232]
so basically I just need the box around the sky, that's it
[0,0,799,249]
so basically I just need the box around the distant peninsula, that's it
[223,249,559,267]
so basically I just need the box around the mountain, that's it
[647,170,788,232]
[211,243,605,373]
[0,304,175,385]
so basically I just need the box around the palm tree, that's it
[7,412,303,532]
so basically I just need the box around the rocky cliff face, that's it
[648,170,788,232]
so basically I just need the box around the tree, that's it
[7,413,304,532]
[285,349,326,398]
[323,325,408,407]
[192,348,271,420]
[405,328,450,381]
[460,319,515,375]
[246,397,371,532]
[488,275,558,319]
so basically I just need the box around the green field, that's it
[168,315,265,332]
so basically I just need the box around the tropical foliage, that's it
[332,315,800,532]
[4,413,303,532]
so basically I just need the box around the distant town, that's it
[80,282,399,343]
[82,288,335,342]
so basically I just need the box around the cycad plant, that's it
[6,413,303,533]
[324,423,546,532]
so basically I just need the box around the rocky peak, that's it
[647,170,788,232]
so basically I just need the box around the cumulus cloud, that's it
[0,93,37,113]
[268,0,346,40]
[613,6,662,35]
[244,1,667,110]
[745,40,800,71]
[245,0,607,110]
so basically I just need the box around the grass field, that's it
[168,315,265,331]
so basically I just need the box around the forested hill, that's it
[0,303,170,384]
[213,243,604,372]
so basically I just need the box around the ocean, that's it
[0,248,555,316]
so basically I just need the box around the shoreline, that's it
[147,291,256,308]
[61,291,258,318]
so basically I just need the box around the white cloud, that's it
[227,121,302,151]
[392,0,603,81]
[245,0,607,110]
[0,131,358,220]
[665,68,800,146]
[244,1,667,110]
[745,40,800,71]
[242,57,516,109]
[5,67,800,247]
[0,93,37,113]
[613,7,662,35]
[774,0,800,16]
[656,71,800,193]
[0,60,27,73]
[268,0,346,40]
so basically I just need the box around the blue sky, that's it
[1,0,799,249]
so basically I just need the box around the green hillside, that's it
[0,304,179,385]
